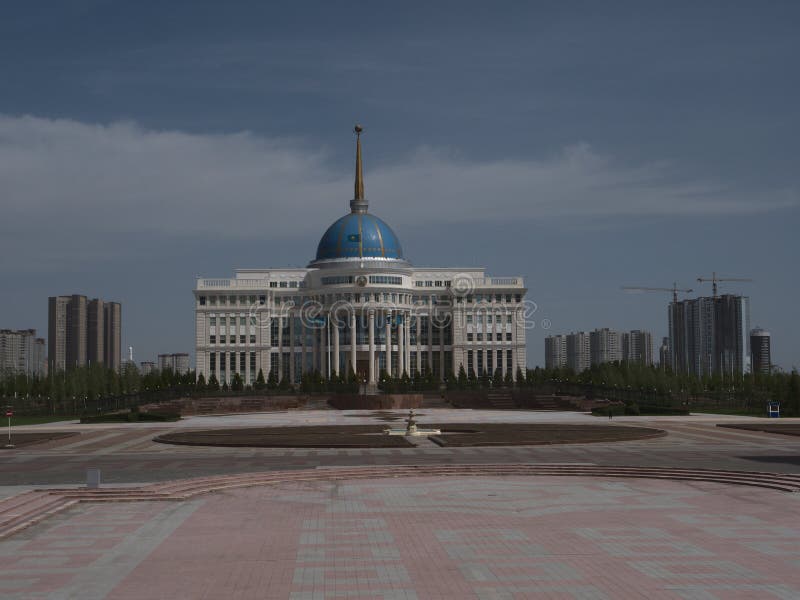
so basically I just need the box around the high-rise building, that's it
[750,328,771,375]
[659,337,670,370]
[544,335,567,369]
[140,361,156,376]
[622,330,653,365]
[47,296,70,372]
[669,295,750,377]
[0,329,46,375]
[566,331,591,373]
[590,328,622,366]
[87,299,105,366]
[157,353,191,374]
[103,302,122,371]
[48,295,122,372]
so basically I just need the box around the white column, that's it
[333,320,340,376]
[277,316,283,382]
[350,312,357,376]
[313,324,319,374]
[415,313,422,376]
[289,316,295,384]
[368,311,376,384]
[385,312,392,378]
[398,315,405,377]
[322,320,328,379]
[405,315,411,376]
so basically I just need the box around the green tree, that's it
[457,364,468,389]
[207,373,220,391]
[231,373,244,391]
[254,368,266,391]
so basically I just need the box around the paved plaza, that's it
[1,410,800,598]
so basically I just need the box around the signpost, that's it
[768,401,780,418]
[4,407,13,449]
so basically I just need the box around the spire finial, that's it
[354,124,364,200]
[350,124,368,213]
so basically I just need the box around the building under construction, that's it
[668,294,750,378]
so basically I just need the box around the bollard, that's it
[86,468,101,489]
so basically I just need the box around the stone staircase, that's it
[487,390,515,410]
[3,464,799,540]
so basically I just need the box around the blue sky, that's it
[1,1,798,369]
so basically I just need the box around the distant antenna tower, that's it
[128,346,134,362]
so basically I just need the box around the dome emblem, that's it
[356,275,368,287]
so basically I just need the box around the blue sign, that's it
[768,401,780,418]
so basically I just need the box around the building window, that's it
[506,332,512,341]
[249,352,256,382]
[507,314,513,324]
[240,352,246,372]
[219,317,226,326]
[250,335,256,344]
[270,282,277,288]
[515,294,522,302]
[466,314,473,324]
[507,350,513,371]
[240,335,246,344]
[210,352,216,373]
[199,296,206,306]
[239,316,246,326]
[424,281,433,287]
[322,275,353,285]
[368,275,402,285]
[415,281,423,287]
[259,295,266,305]
[229,335,235,344]
[467,333,474,342]
[210,317,216,326]
[477,333,483,342]
[209,296,217,306]
[209,335,216,344]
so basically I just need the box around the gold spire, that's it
[354,124,364,200]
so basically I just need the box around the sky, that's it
[1,1,798,370]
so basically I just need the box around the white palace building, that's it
[193,127,527,387]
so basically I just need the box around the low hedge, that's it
[80,411,180,424]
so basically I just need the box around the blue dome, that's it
[315,213,404,262]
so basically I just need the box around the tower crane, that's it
[696,272,753,298]
[621,283,693,303]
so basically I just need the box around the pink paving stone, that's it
[1,476,799,599]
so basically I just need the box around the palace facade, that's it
[193,128,527,386]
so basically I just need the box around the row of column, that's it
[272,310,413,384]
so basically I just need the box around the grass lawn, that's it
[7,415,79,426]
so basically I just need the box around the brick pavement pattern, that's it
[1,475,800,599]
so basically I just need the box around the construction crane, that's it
[621,283,693,303]
[696,272,753,298]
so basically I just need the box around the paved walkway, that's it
[2,475,800,599]
[2,411,799,486]
[2,411,800,598]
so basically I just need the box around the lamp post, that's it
[4,405,13,449]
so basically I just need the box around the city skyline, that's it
[1,2,797,370]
